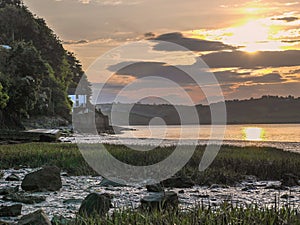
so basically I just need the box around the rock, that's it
[5,174,20,182]
[0,204,22,217]
[146,184,164,193]
[209,184,228,189]
[79,193,112,217]
[281,174,299,187]
[161,177,194,188]
[18,209,51,225]
[63,199,83,205]
[281,194,295,199]
[265,184,289,190]
[178,190,185,194]
[141,191,179,211]
[0,186,19,195]
[21,166,62,192]
[243,175,258,183]
[99,178,124,187]
[3,193,46,204]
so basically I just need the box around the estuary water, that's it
[72,124,300,153]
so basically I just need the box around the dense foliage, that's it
[0,0,91,128]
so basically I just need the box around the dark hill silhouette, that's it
[97,96,300,125]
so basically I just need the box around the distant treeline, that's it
[98,96,300,125]
[0,0,91,129]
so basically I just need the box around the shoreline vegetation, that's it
[0,143,299,224]
[1,143,299,184]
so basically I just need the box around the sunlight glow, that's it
[243,127,265,141]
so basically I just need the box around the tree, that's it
[0,82,9,109]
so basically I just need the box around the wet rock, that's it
[63,199,83,205]
[18,209,51,225]
[21,166,62,192]
[5,174,20,182]
[0,204,22,217]
[265,184,289,190]
[178,190,185,194]
[209,184,228,189]
[161,177,194,188]
[0,186,19,195]
[3,193,46,204]
[281,194,295,199]
[99,178,124,187]
[243,175,258,183]
[241,184,256,191]
[281,174,299,187]
[79,193,112,217]
[146,184,164,193]
[141,191,179,211]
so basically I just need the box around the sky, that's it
[24,0,300,104]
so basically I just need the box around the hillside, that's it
[97,96,300,125]
[0,0,91,129]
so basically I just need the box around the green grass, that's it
[70,204,300,225]
[0,143,299,184]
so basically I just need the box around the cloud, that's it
[272,16,299,22]
[63,40,89,45]
[151,32,239,52]
[282,39,300,43]
[107,61,197,85]
[202,50,300,69]
[78,0,141,5]
[215,71,285,84]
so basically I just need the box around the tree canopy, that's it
[0,0,91,128]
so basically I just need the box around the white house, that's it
[69,94,88,108]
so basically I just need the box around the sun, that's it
[226,20,270,53]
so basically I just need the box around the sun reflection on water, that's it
[243,127,265,141]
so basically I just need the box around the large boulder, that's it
[21,167,62,192]
[161,176,194,188]
[79,193,112,217]
[0,204,22,217]
[141,191,179,211]
[18,210,51,225]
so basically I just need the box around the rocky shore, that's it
[0,167,299,224]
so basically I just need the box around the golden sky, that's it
[24,0,300,104]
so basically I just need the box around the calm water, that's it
[72,124,300,152]
[116,124,300,152]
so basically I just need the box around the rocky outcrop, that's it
[21,166,62,192]
[79,193,112,217]
[0,204,22,217]
[141,191,179,211]
[18,210,51,225]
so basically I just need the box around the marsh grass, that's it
[71,204,300,225]
[0,143,299,184]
